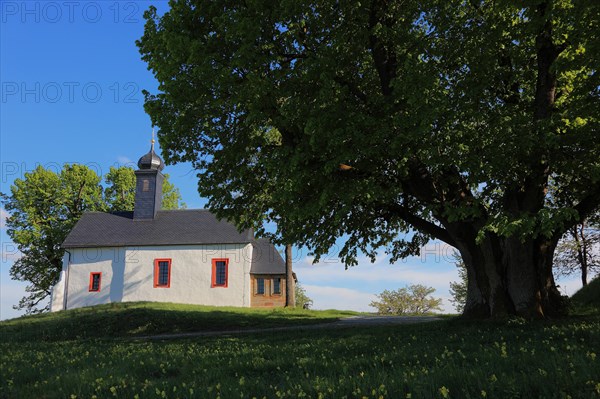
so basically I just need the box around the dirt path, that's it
[135,315,441,341]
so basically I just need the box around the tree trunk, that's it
[285,244,295,307]
[578,223,588,286]
[455,231,564,319]
[581,260,588,287]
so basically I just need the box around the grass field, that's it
[0,302,357,342]
[1,301,599,398]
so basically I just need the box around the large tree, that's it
[138,0,600,318]
[449,253,468,313]
[1,165,184,313]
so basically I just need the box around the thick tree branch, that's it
[534,2,567,121]
[277,53,308,65]
[336,156,480,248]
[68,181,87,219]
[497,51,521,105]
[368,1,397,97]
[386,203,458,247]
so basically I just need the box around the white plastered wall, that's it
[55,243,253,310]
[49,253,69,312]
[63,247,125,309]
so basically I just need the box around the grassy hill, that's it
[0,301,357,342]
[571,276,600,309]
[1,303,599,398]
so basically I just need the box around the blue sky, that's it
[0,1,588,320]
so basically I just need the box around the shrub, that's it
[370,284,442,315]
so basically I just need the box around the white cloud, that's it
[555,275,584,297]
[0,207,8,229]
[293,241,458,267]
[116,156,135,167]
[304,285,377,312]
[304,284,457,314]
[418,241,458,262]
[294,251,461,314]
[438,295,458,314]
[295,257,459,292]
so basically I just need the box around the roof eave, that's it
[62,241,253,249]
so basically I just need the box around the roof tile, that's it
[62,210,254,248]
[62,210,286,275]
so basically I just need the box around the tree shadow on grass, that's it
[0,302,353,342]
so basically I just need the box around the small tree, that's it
[1,165,103,313]
[295,282,313,309]
[449,253,468,313]
[554,218,599,287]
[370,284,442,315]
[1,165,184,314]
[104,166,185,211]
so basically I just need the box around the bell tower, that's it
[133,130,164,220]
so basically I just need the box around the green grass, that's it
[0,301,358,342]
[571,276,600,310]
[1,303,599,399]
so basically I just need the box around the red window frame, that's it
[154,258,172,288]
[89,272,102,292]
[211,258,229,288]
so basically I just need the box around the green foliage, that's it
[295,282,313,309]
[2,307,599,398]
[370,284,442,315]
[138,0,600,263]
[103,166,136,211]
[1,165,104,313]
[1,166,184,313]
[449,253,468,313]
[161,173,186,210]
[138,1,600,317]
[104,166,185,211]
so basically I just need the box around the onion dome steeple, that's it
[133,128,165,220]
[137,129,164,171]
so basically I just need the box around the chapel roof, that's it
[63,134,285,274]
[62,209,253,248]
[62,209,286,274]
[250,238,286,275]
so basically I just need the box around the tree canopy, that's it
[370,284,443,315]
[138,0,600,318]
[1,165,184,313]
[104,166,185,211]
